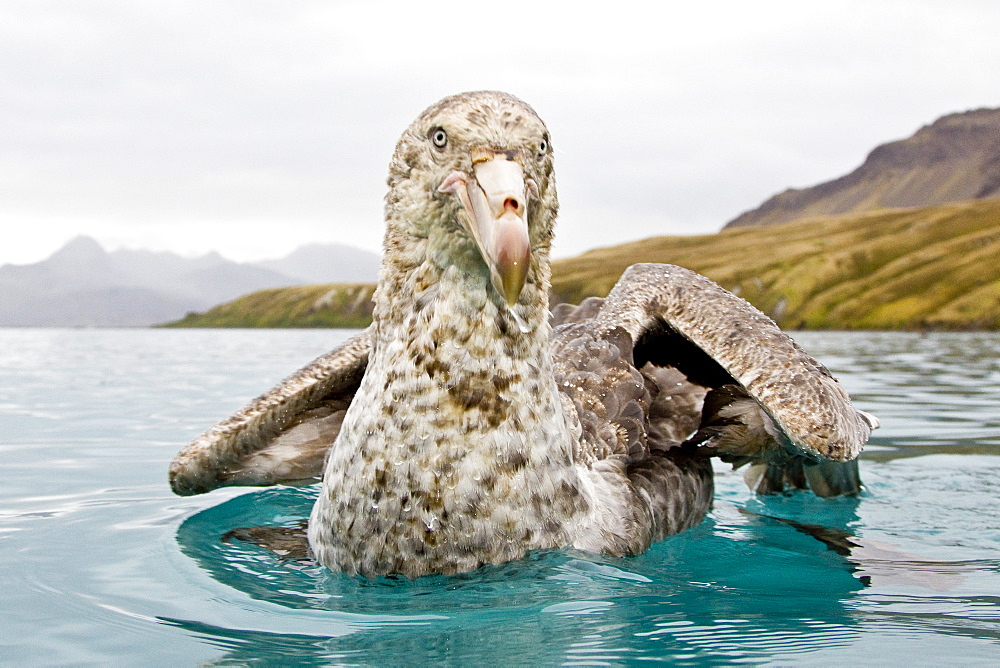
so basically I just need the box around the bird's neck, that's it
[349,233,572,463]
[310,235,584,576]
[372,226,553,356]
[374,244,552,383]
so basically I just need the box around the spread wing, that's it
[551,263,876,498]
[169,329,371,496]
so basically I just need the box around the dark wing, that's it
[550,297,713,541]
[169,329,371,496]
[600,264,874,460]
[552,263,876,498]
[550,302,706,464]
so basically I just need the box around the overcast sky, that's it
[2,1,998,266]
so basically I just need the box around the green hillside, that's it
[163,283,376,328]
[552,198,1000,330]
[165,198,1000,330]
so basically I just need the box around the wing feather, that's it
[169,329,371,495]
[590,264,873,462]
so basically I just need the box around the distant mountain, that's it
[165,283,377,329]
[551,198,1000,330]
[0,237,381,327]
[250,243,380,285]
[725,107,1000,228]
[168,199,1000,331]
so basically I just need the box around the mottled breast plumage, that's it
[168,91,874,579]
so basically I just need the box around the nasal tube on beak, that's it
[439,155,533,308]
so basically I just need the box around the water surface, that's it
[1,329,997,665]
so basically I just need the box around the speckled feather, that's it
[590,263,874,461]
[169,331,370,496]
[169,91,873,578]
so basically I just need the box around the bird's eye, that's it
[430,128,448,149]
[538,137,548,157]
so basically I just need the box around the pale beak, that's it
[439,155,535,306]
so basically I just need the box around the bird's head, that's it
[385,91,558,312]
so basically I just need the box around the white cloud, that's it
[1,0,999,264]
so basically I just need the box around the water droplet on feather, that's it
[509,308,532,334]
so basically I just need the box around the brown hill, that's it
[725,107,1000,229]
[551,198,1000,330]
[169,198,1000,331]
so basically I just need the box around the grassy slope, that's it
[165,198,1000,329]
[551,198,1000,330]
[163,283,376,328]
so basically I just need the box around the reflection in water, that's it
[173,486,879,664]
[793,331,1000,460]
[738,506,995,592]
[161,331,1000,664]
[3,329,999,664]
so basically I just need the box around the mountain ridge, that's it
[725,107,1000,228]
[12,106,999,328]
[250,243,380,285]
[551,197,1000,330]
[0,237,380,327]
[169,198,1000,331]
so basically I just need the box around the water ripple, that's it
[2,329,999,664]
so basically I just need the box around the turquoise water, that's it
[1,329,998,665]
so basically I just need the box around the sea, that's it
[1,328,998,665]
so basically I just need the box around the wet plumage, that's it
[170,91,875,578]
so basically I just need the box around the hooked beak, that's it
[439,152,536,306]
